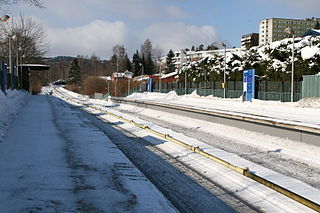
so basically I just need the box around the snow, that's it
[0,90,30,142]
[53,88,319,212]
[1,86,320,212]
[51,87,320,212]
[126,91,320,128]
[301,46,320,60]
[160,71,178,79]
[0,89,177,212]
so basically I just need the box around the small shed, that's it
[19,64,50,92]
[302,74,320,98]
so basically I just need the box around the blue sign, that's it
[147,77,152,92]
[243,69,255,102]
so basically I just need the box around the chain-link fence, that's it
[129,80,302,102]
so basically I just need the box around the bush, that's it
[82,76,107,96]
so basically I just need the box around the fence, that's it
[129,80,302,102]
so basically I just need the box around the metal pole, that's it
[291,34,295,102]
[159,63,162,93]
[1,57,6,95]
[185,71,187,95]
[223,45,226,98]
[17,47,19,89]
[128,78,130,96]
[204,70,207,96]
[9,37,12,89]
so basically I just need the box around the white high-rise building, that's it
[259,17,319,45]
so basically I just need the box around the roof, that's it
[18,64,50,70]
[160,71,178,79]
[303,29,320,37]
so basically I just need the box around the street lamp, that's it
[9,34,17,89]
[0,15,10,22]
[220,43,227,98]
[1,15,10,95]
[284,27,295,102]
[159,61,162,93]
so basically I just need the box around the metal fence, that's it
[130,80,302,102]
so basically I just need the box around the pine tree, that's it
[66,58,81,89]
[132,50,141,76]
[144,52,154,75]
[166,49,175,73]
[140,39,155,75]
[124,54,132,71]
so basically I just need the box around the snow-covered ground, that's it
[1,87,320,212]
[0,90,30,142]
[0,89,177,212]
[51,86,320,212]
[126,91,320,128]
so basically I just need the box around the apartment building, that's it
[259,17,319,45]
[241,33,259,49]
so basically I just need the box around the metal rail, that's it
[110,97,320,146]
[51,89,320,212]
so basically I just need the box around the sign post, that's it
[147,77,152,92]
[243,69,255,102]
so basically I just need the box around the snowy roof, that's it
[303,29,320,37]
[160,71,178,79]
[18,64,50,70]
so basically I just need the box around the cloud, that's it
[166,6,189,19]
[91,0,160,19]
[141,22,219,52]
[47,20,127,58]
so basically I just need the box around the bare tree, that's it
[112,44,128,72]
[0,14,48,61]
[0,0,44,8]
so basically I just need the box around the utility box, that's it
[302,75,320,98]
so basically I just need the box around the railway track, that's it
[50,87,320,212]
[110,97,320,146]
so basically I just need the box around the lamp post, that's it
[221,43,227,98]
[0,15,10,95]
[17,47,21,89]
[139,62,144,92]
[285,27,295,102]
[0,15,10,22]
[159,61,162,93]
[180,50,187,95]
[9,34,17,89]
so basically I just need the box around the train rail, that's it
[110,97,320,146]
[50,87,320,212]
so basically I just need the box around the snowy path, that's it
[0,95,177,212]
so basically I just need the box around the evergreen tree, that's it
[144,52,154,75]
[198,44,204,51]
[124,54,132,71]
[66,58,81,88]
[191,45,195,51]
[140,39,155,74]
[166,49,175,73]
[132,50,141,76]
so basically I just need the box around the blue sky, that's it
[7,0,320,59]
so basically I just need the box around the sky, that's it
[6,0,320,59]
